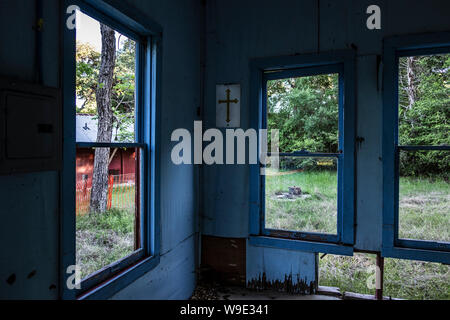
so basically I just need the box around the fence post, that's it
[107,175,114,210]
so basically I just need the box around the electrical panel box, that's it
[0,78,62,174]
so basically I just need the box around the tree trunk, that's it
[90,24,116,213]
[406,57,418,110]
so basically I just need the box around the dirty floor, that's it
[191,285,340,300]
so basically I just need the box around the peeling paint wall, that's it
[246,245,317,294]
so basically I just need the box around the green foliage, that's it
[277,157,337,172]
[76,42,100,113]
[76,36,136,142]
[268,74,339,171]
[398,54,450,176]
[268,74,339,154]
[112,38,136,142]
[269,54,449,177]
[77,208,134,235]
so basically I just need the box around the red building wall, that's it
[76,148,136,181]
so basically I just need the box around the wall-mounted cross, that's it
[218,89,239,123]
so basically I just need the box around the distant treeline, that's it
[268,54,449,177]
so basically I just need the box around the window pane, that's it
[76,147,141,280]
[266,73,339,153]
[398,54,450,146]
[75,10,137,143]
[74,10,140,281]
[265,156,338,234]
[399,150,450,242]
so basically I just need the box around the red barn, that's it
[75,114,137,181]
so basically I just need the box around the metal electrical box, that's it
[0,78,62,174]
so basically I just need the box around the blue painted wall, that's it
[110,0,203,299]
[246,244,317,292]
[1,0,450,299]
[0,0,61,300]
[202,0,450,285]
[0,0,202,300]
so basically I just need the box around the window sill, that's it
[382,246,450,264]
[249,236,353,256]
[77,255,160,300]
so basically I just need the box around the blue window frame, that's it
[61,0,162,299]
[382,32,450,264]
[249,51,356,256]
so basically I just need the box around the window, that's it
[249,51,356,255]
[62,0,161,299]
[75,10,143,285]
[382,32,450,264]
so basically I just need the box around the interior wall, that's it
[202,0,450,286]
[1,0,449,300]
[0,0,202,300]
[0,0,60,300]
[111,0,203,299]
[202,0,320,289]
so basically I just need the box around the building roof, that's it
[76,114,134,143]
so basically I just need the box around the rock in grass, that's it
[289,186,302,195]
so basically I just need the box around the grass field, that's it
[75,170,448,299]
[265,169,450,300]
[265,169,337,234]
[109,185,136,211]
[399,176,449,242]
[76,184,135,216]
[320,253,449,300]
[76,208,135,280]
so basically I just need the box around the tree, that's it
[76,42,100,114]
[76,25,136,213]
[266,55,449,176]
[111,38,136,142]
[267,74,339,170]
[405,57,418,110]
[76,37,136,141]
[90,24,116,213]
[398,54,450,177]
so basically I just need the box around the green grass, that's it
[320,253,450,300]
[399,176,449,241]
[266,170,450,300]
[110,185,136,211]
[265,169,337,233]
[75,172,449,299]
[76,208,135,280]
